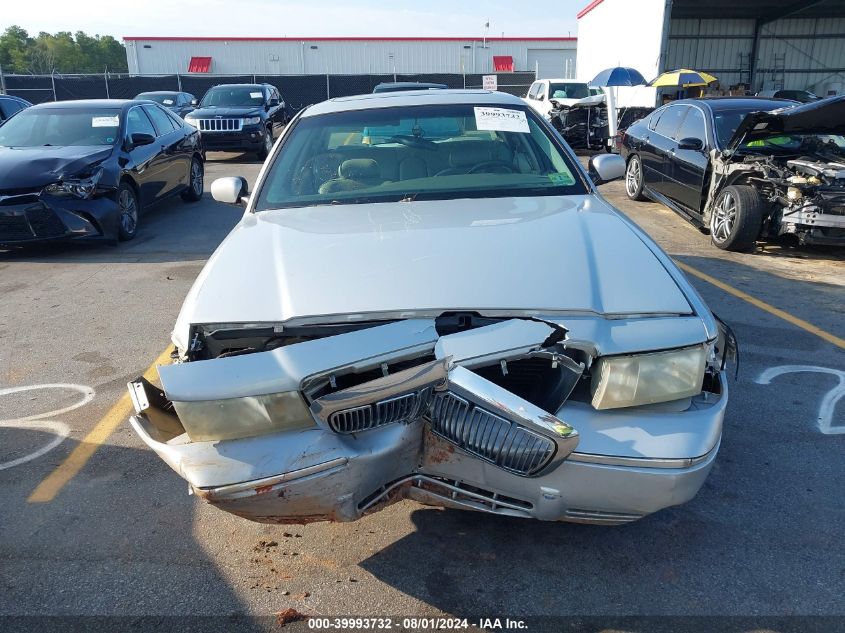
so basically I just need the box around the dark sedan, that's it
[0,95,31,124]
[134,91,196,118]
[0,99,203,245]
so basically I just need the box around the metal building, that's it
[124,36,577,78]
[577,0,845,105]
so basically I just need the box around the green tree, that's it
[0,25,128,75]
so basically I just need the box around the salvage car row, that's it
[0,83,287,245]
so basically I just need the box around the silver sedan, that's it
[128,89,734,526]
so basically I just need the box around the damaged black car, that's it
[0,99,203,245]
[621,95,845,250]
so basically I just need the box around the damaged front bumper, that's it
[129,317,727,526]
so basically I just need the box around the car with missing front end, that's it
[621,95,845,250]
[128,90,735,527]
[0,99,203,246]
[184,83,287,159]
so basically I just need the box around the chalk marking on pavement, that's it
[756,365,845,435]
[0,383,94,471]
[27,346,173,503]
[674,260,845,350]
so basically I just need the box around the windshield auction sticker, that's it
[474,107,530,133]
[250,92,263,99]
[92,116,120,128]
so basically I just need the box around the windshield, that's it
[712,106,782,147]
[254,103,585,211]
[0,108,120,147]
[549,83,590,100]
[200,87,265,107]
[137,93,176,106]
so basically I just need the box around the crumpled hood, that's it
[187,106,262,119]
[726,95,845,151]
[174,195,693,347]
[0,145,113,190]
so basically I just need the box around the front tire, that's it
[181,156,203,202]
[257,127,273,160]
[625,155,646,201]
[710,185,764,252]
[117,182,140,242]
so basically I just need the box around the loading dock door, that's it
[527,49,573,79]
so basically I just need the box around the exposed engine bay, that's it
[549,98,652,151]
[708,149,845,245]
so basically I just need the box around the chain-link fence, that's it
[1,71,537,113]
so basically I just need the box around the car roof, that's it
[303,89,526,117]
[210,83,266,89]
[375,82,447,89]
[136,90,181,95]
[0,94,29,102]
[672,96,795,111]
[29,99,135,110]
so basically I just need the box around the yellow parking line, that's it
[28,346,173,503]
[675,260,845,350]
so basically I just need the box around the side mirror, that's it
[268,98,280,107]
[678,137,704,151]
[127,132,156,150]
[588,154,625,186]
[190,99,198,106]
[211,176,249,205]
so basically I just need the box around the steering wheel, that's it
[388,135,438,151]
[467,160,516,174]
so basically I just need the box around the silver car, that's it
[128,90,733,526]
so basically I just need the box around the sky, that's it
[4,0,583,39]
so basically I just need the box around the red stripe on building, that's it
[125,36,576,42]
[576,0,606,19]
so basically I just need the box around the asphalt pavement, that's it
[1,152,843,631]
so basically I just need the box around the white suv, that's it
[523,79,602,119]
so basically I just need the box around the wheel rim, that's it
[712,192,737,243]
[625,158,641,197]
[191,159,203,195]
[119,188,137,234]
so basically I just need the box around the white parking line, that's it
[0,383,95,471]
[756,365,845,435]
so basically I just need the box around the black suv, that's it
[185,84,287,159]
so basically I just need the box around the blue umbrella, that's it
[590,66,647,87]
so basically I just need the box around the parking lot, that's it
[1,149,843,628]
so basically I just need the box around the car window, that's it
[675,107,706,142]
[255,103,585,211]
[126,107,157,138]
[144,104,178,135]
[647,107,665,131]
[549,83,590,100]
[527,83,540,99]
[3,99,25,117]
[201,86,266,107]
[654,105,688,139]
[164,108,186,128]
[536,84,546,100]
[0,107,120,147]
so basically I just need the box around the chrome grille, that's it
[197,118,243,132]
[328,388,432,434]
[429,391,555,476]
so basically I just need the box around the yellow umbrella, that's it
[647,69,718,88]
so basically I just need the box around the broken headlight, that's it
[172,391,315,442]
[590,344,708,410]
[44,167,104,199]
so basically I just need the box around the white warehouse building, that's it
[123,36,577,78]
[577,0,845,106]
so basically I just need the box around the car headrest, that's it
[338,158,380,180]
[448,143,491,167]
